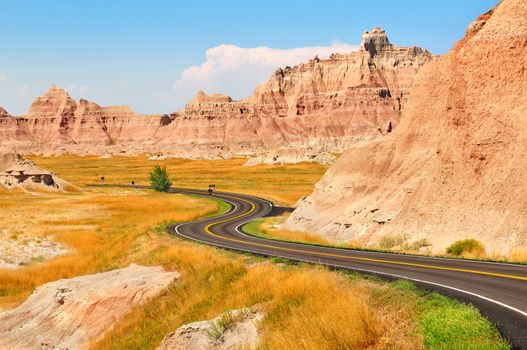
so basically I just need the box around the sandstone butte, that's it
[0,28,432,158]
[285,0,527,256]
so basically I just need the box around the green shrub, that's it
[149,165,172,192]
[446,239,485,256]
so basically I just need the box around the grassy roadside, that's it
[391,280,508,350]
[244,216,527,266]
[90,224,509,350]
[242,217,510,349]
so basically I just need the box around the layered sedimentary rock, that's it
[0,29,432,158]
[0,264,179,350]
[168,28,432,155]
[286,0,527,255]
[0,84,167,155]
[0,151,70,190]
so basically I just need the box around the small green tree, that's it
[149,165,172,192]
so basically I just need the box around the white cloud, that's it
[169,41,358,110]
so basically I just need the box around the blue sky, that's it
[0,0,497,115]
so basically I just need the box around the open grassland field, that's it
[0,156,509,349]
[0,187,221,308]
[32,155,329,206]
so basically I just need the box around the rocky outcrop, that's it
[0,28,432,158]
[188,91,233,105]
[169,28,432,155]
[0,264,179,350]
[243,148,336,166]
[285,0,527,255]
[157,306,263,350]
[0,151,70,190]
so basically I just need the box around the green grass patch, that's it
[393,280,510,350]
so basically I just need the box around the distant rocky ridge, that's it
[285,0,527,255]
[0,28,432,159]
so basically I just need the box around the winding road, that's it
[89,184,527,348]
[168,187,527,349]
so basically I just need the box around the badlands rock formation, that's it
[0,264,179,350]
[0,85,167,156]
[0,151,69,190]
[285,0,527,256]
[0,29,432,158]
[157,307,263,350]
[244,148,336,166]
[172,28,432,155]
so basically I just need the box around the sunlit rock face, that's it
[0,28,432,158]
[285,0,527,256]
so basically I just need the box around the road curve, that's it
[88,184,527,347]
[167,187,527,349]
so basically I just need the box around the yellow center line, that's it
[203,194,527,282]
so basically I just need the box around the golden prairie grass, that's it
[90,233,423,350]
[508,249,527,263]
[0,187,219,308]
[31,155,329,206]
[1,156,509,350]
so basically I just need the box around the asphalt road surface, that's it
[168,187,527,349]
[89,184,527,348]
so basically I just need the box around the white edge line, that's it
[243,199,526,268]
[174,221,527,319]
[171,191,527,318]
[176,189,527,268]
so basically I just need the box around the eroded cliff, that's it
[0,28,432,158]
[285,0,527,256]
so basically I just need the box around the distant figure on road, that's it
[208,184,215,195]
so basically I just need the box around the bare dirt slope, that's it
[285,0,527,256]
